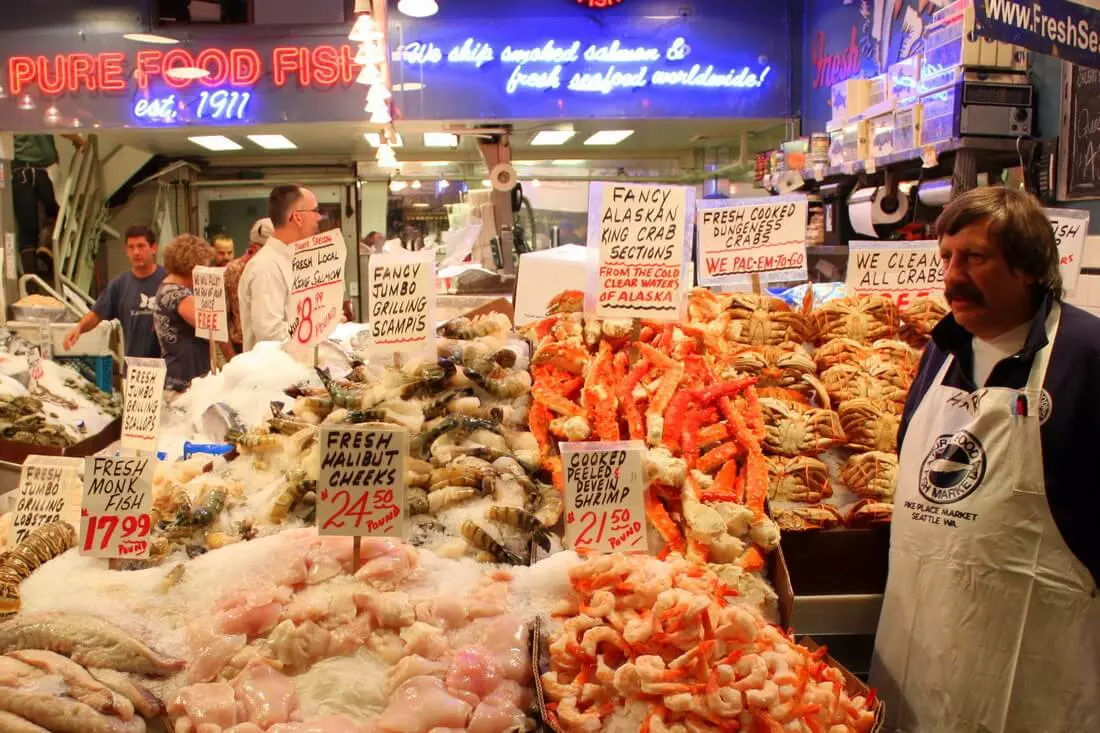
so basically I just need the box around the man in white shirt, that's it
[238,185,323,350]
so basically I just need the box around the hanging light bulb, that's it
[17,94,35,111]
[531,179,541,188]
[410,180,422,190]
[377,144,400,169]
[397,0,439,18]
[349,14,383,42]
[369,107,393,125]
[355,42,385,66]
[438,178,450,191]
[366,83,392,103]
[356,64,380,86]
[390,180,408,192]
[0,84,7,100]
[43,105,62,124]
[70,117,82,128]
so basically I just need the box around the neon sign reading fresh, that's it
[132,89,252,123]
[396,37,772,95]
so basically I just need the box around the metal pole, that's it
[0,132,17,324]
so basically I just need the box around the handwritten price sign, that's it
[561,440,648,554]
[367,250,435,359]
[318,425,407,538]
[1046,208,1089,294]
[121,357,166,454]
[846,241,944,308]
[12,455,83,544]
[192,265,228,341]
[80,455,155,559]
[288,229,347,356]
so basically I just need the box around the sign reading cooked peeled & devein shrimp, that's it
[846,241,943,309]
[367,250,435,358]
[80,455,155,559]
[588,182,694,321]
[562,440,648,554]
[121,357,166,454]
[1046,208,1089,294]
[192,265,228,341]
[12,455,82,544]
[288,229,347,355]
[318,425,407,538]
[696,194,809,286]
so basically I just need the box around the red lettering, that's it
[311,45,340,87]
[99,52,127,92]
[341,43,361,85]
[162,48,194,89]
[230,48,262,86]
[36,55,66,95]
[67,53,95,93]
[9,57,35,96]
[271,46,301,87]
[811,26,860,90]
[196,48,229,87]
[135,50,163,90]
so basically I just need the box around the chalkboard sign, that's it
[1059,62,1100,200]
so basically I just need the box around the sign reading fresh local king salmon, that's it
[288,229,347,356]
[589,182,694,321]
[846,241,944,308]
[695,194,809,286]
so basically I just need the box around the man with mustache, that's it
[871,187,1099,732]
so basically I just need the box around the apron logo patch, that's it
[1038,389,1052,425]
[919,431,987,504]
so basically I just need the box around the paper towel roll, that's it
[917,179,953,207]
[848,186,910,237]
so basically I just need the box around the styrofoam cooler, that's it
[5,320,114,356]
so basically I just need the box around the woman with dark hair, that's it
[154,234,215,394]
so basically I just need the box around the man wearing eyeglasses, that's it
[238,184,323,350]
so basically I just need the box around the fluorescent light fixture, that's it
[531,179,541,187]
[349,14,383,42]
[410,180,422,189]
[413,202,431,208]
[531,130,576,146]
[397,0,439,18]
[424,132,459,147]
[481,179,492,187]
[512,160,538,166]
[122,33,179,44]
[390,180,408,192]
[189,135,242,152]
[551,159,586,166]
[16,94,35,111]
[392,82,425,92]
[584,129,635,145]
[165,67,210,81]
[420,161,451,167]
[247,134,297,150]
[438,179,450,190]
[364,132,403,147]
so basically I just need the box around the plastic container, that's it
[54,355,114,392]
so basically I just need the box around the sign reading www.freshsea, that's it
[974,0,1100,70]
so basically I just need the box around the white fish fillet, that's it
[0,687,146,733]
[0,709,49,733]
[87,668,165,719]
[0,613,184,677]
[8,651,134,720]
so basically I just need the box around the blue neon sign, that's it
[131,88,253,124]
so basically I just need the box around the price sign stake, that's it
[562,440,648,554]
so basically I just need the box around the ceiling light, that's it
[376,145,400,169]
[356,65,380,85]
[420,161,451,167]
[531,179,541,187]
[366,84,392,103]
[397,0,439,18]
[349,14,383,42]
[481,179,492,187]
[390,180,408,192]
[122,33,179,44]
[43,105,61,125]
[584,130,635,145]
[364,132,403,147]
[247,134,297,150]
[413,202,431,208]
[165,66,210,81]
[189,135,243,152]
[410,180,422,189]
[355,43,386,66]
[531,130,576,146]
[392,82,425,92]
[424,132,459,147]
[512,160,538,166]
[438,179,450,190]
[0,85,6,100]
[17,94,35,111]
[70,118,82,128]
[551,159,586,166]
[369,108,393,125]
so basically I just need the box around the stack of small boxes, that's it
[826,0,1028,169]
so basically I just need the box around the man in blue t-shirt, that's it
[63,225,166,358]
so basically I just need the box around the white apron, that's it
[871,302,1100,733]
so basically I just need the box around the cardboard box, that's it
[0,417,121,465]
[868,111,897,159]
[894,102,924,152]
[799,636,887,731]
[831,78,871,123]
[889,55,922,101]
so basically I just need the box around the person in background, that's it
[871,187,1099,731]
[358,230,384,255]
[153,235,216,395]
[225,218,272,354]
[238,185,322,350]
[12,133,84,281]
[211,234,235,267]
[63,225,165,357]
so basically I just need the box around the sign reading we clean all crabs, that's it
[588,182,695,321]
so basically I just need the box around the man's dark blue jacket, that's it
[899,294,1100,586]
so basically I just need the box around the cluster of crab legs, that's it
[524,302,778,570]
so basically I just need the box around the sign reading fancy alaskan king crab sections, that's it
[288,229,347,355]
[589,182,694,321]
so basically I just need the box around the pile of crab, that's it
[684,289,946,533]
[540,552,878,732]
[522,291,782,593]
